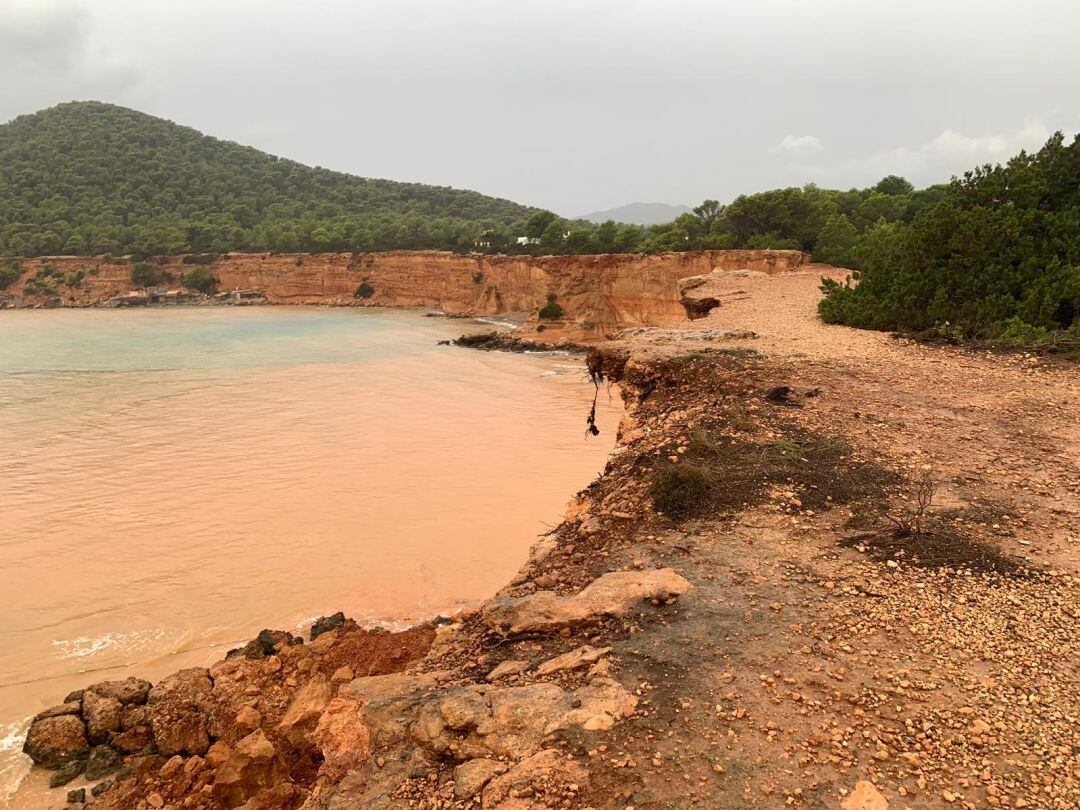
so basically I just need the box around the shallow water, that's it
[0,308,621,805]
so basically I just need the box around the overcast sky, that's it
[2,0,1078,214]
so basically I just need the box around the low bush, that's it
[131,261,164,287]
[650,464,716,520]
[538,292,564,320]
[181,266,218,294]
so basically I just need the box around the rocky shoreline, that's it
[22,617,438,808]
[17,264,1079,809]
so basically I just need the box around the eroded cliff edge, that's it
[0,249,808,340]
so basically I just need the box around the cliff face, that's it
[2,249,809,336]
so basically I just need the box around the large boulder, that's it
[148,667,213,756]
[84,744,122,780]
[212,729,290,808]
[309,612,346,641]
[85,677,152,706]
[277,674,331,749]
[483,568,691,634]
[48,758,86,788]
[23,714,89,768]
[311,697,371,780]
[82,690,122,744]
[112,704,154,753]
[229,629,303,661]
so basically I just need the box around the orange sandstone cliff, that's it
[2,250,809,337]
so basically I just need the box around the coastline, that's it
[0,248,813,346]
[2,308,623,809]
[11,263,1079,809]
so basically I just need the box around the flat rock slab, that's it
[482,568,691,634]
[343,670,451,703]
[486,660,530,681]
[361,677,637,762]
[535,645,611,676]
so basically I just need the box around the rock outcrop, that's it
[22,618,435,808]
[482,568,691,634]
[23,714,89,769]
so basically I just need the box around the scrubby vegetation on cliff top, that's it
[819,132,1080,349]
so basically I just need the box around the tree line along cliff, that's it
[2,102,1076,349]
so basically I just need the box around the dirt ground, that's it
[425,266,1078,809]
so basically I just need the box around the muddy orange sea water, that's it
[0,308,621,806]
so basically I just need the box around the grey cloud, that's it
[0,1,141,122]
[2,0,1078,213]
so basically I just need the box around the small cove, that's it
[0,307,621,804]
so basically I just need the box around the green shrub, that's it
[0,265,19,290]
[182,253,218,265]
[23,269,58,295]
[354,282,375,299]
[538,292,564,319]
[131,261,163,287]
[181,266,218,294]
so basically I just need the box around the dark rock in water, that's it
[454,331,500,349]
[66,787,86,804]
[257,628,302,653]
[49,757,86,787]
[84,744,122,780]
[92,779,114,797]
[83,691,122,744]
[310,612,346,641]
[34,701,82,722]
[23,714,89,768]
[229,628,303,660]
[85,677,152,706]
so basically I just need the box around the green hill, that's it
[0,101,536,256]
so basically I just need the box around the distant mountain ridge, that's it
[0,101,537,256]
[577,202,693,226]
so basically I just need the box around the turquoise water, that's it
[0,307,453,373]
